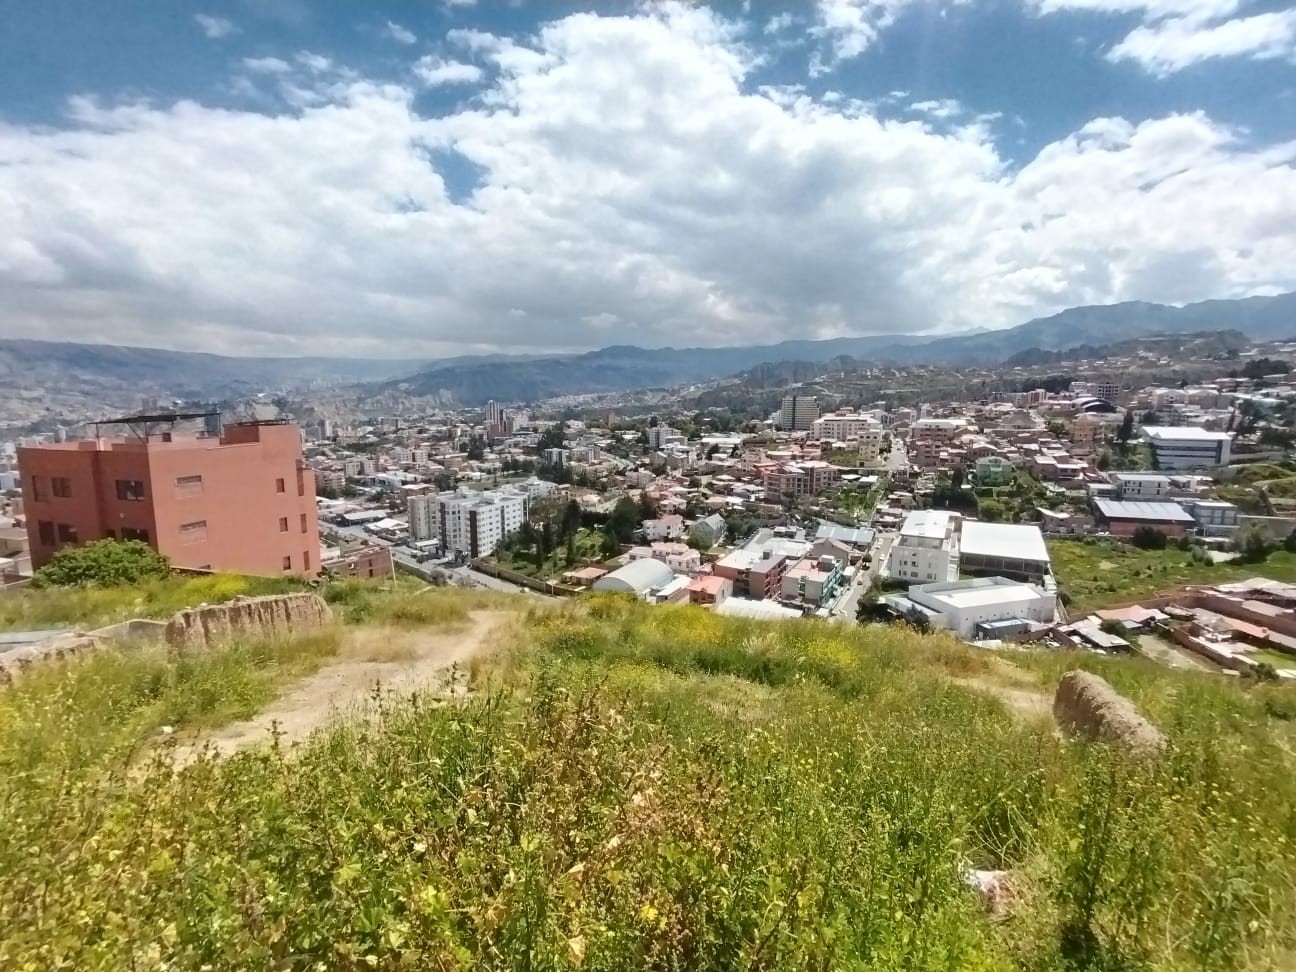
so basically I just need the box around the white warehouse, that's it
[884,577,1057,639]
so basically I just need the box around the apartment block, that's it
[437,488,529,559]
[886,509,960,585]
[763,461,841,499]
[777,395,819,432]
[19,421,320,576]
[407,491,439,541]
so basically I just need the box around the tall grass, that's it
[1,593,1294,969]
[0,572,305,631]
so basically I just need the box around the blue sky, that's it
[1,0,1295,357]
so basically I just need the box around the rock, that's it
[964,868,1017,921]
[165,593,333,651]
[1053,670,1166,757]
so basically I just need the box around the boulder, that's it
[1053,670,1166,757]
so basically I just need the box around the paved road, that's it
[829,529,894,623]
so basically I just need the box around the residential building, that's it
[317,469,346,494]
[407,491,439,541]
[1095,383,1120,404]
[714,547,788,600]
[643,513,685,541]
[974,456,1015,487]
[626,541,702,575]
[687,574,732,607]
[763,461,841,499]
[18,420,320,577]
[437,488,529,559]
[323,542,394,580]
[778,395,820,432]
[780,555,845,607]
[1142,426,1233,470]
[811,412,886,458]
[883,577,1057,639]
[887,509,960,585]
[1112,473,1172,500]
[1092,499,1196,538]
[690,513,727,548]
[1188,500,1240,536]
[646,425,685,450]
[959,522,1052,586]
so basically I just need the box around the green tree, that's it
[465,436,485,461]
[565,531,578,566]
[537,422,567,452]
[601,527,621,558]
[1130,526,1168,550]
[900,606,932,635]
[977,497,1009,522]
[1117,410,1135,451]
[1232,523,1275,563]
[1095,449,1112,471]
[35,539,170,588]
[607,497,640,544]
[637,491,658,521]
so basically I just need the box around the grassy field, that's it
[1049,538,1296,613]
[2,586,1296,969]
[0,572,306,632]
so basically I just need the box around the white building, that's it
[643,514,685,541]
[1142,426,1233,470]
[778,395,820,432]
[407,492,439,542]
[811,412,886,460]
[959,521,1052,586]
[646,425,686,450]
[887,509,960,585]
[1112,473,1172,499]
[884,577,1056,639]
[437,488,529,559]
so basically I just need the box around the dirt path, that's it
[170,610,513,765]
[949,658,1054,722]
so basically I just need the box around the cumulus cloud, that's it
[1,4,1294,358]
[1033,0,1296,75]
[194,13,239,39]
[413,56,484,86]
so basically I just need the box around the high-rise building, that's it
[18,420,320,576]
[407,491,439,541]
[437,488,529,559]
[1095,383,1120,405]
[778,395,819,431]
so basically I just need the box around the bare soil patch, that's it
[169,610,513,764]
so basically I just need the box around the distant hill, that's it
[0,339,418,400]
[381,291,1296,404]
[3,291,1293,408]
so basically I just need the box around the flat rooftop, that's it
[899,509,953,540]
[930,584,1046,610]
[1142,426,1233,442]
[960,521,1049,563]
[1093,499,1196,522]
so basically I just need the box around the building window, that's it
[303,550,311,572]
[51,477,72,498]
[278,516,289,532]
[175,474,203,496]
[122,527,150,543]
[37,520,54,545]
[104,529,117,540]
[57,523,78,543]
[275,477,286,493]
[282,555,293,571]
[116,480,145,501]
[300,513,308,533]
[180,520,208,543]
[30,476,46,501]
[176,475,203,487]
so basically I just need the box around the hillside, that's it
[2,580,1294,969]
[379,291,1296,404]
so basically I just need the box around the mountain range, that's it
[3,291,1294,408]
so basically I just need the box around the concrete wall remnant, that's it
[165,593,333,651]
[1053,670,1166,756]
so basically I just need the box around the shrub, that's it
[33,539,170,588]
[1130,526,1168,550]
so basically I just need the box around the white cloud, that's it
[413,56,484,87]
[1,4,1295,358]
[1110,8,1296,75]
[194,13,239,39]
[1032,0,1296,75]
[383,20,417,45]
[242,56,293,75]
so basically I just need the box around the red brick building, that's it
[19,420,320,577]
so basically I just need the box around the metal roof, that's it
[814,522,876,546]
[1093,499,1196,522]
[960,522,1050,563]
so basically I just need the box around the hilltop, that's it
[1,577,1294,969]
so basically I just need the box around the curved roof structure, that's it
[591,558,675,595]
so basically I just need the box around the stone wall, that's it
[1053,670,1166,757]
[0,634,103,686]
[165,593,333,651]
